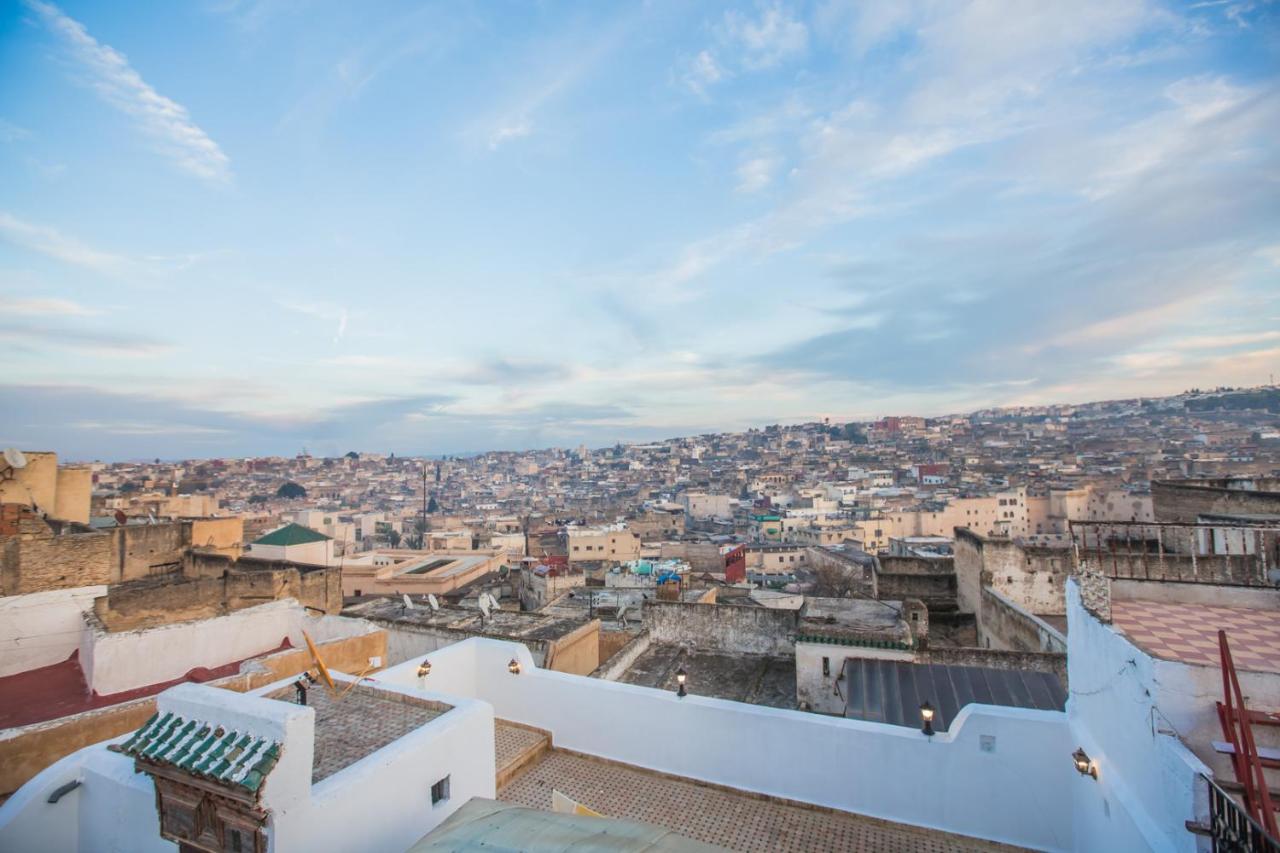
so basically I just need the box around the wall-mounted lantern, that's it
[920,701,935,736]
[417,659,432,678]
[1072,748,1098,779]
[508,658,522,675]
[676,667,688,698]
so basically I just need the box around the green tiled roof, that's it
[113,711,282,794]
[253,522,330,547]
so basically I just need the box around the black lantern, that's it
[920,701,935,736]
[1072,748,1097,779]
[417,659,432,678]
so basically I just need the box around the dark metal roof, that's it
[842,657,1066,731]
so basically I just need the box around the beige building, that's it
[566,526,641,564]
[341,548,504,597]
[0,450,91,525]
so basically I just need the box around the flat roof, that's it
[265,683,450,783]
[1111,599,1280,672]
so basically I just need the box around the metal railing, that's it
[1203,774,1280,853]
[1069,521,1280,587]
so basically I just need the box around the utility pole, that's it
[421,462,428,548]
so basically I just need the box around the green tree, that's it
[387,529,402,548]
[276,482,307,499]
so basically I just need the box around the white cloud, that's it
[683,50,725,97]
[0,212,131,275]
[736,154,778,192]
[489,119,533,150]
[26,0,231,183]
[0,119,32,142]
[0,296,99,316]
[723,3,809,69]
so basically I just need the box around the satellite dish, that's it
[2,448,27,470]
[402,593,415,610]
[427,593,439,611]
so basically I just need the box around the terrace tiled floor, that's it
[1111,599,1280,671]
[497,749,1026,853]
[267,683,448,783]
[495,720,549,783]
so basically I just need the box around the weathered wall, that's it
[876,556,957,611]
[597,629,643,668]
[545,619,601,675]
[804,547,876,597]
[1,515,113,595]
[645,601,799,656]
[0,452,57,515]
[94,560,342,632]
[52,468,91,525]
[188,517,243,556]
[953,528,1067,617]
[112,522,187,583]
[917,645,1067,685]
[591,630,652,681]
[1152,478,1280,523]
[976,587,1068,655]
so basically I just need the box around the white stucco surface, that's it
[0,585,106,677]
[377,637,1077,852]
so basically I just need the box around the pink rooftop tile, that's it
[1110,599,1280,671]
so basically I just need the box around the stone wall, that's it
[544,620,602,676]
[644,600,799,656]
[804,547,876,598]
[93,559,342,632]
[916,645,1068,686]
[1,514,113,594]
[978,586,1068,654]
[876,556,957,612]
[591,630,652,680]
[1153,478,1280,523]
[953,527,1067,617]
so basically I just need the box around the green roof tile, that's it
[253,522,331,547]
[115,712,282,795]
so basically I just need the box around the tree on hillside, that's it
[345,451,359,459]
[276,481,307,499]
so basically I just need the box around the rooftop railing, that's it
[1198,774,1280,853]
[1069,520,1280,587]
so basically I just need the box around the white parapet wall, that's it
[79,600,380,697]
[0,586,106,677]
[1065,579,1215,853]
[376,637,1078,852]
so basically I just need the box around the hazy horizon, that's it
[3,1,1278,461]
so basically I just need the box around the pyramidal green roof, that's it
[112,711,281,794]
[254,522,330,547]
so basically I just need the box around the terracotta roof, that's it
[113,711,281,793]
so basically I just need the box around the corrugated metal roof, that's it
[842,658,1065,732]
[113,711,281,794]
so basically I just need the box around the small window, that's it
[431,775,451,805]
[354,589,362,597]
[822,656,830,676]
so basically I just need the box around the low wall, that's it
[376,638,1077,852]
[919,646,1068,686]
[645,601,798,656]
[80,600,379,696]
[0,586,106,677]
[544,620,600,676]
[978,586,1068,655]
[590,630,652,681]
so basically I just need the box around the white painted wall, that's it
[1065,580,1212,853]
[795,640,912,714]
[375,638,1077,852]
[0,586,106,677]
[78,602,377,697]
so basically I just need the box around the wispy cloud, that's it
[0,296,100,316]
[0,321,172,357]
[722,3,808,70]
[0,212,131,275]
[25,0,231,183]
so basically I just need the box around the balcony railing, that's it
[1201,774,1280,853]
[1069,521,1280,587]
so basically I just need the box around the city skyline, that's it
[2,0,1278,460]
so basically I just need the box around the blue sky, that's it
[1,0,1278,461]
